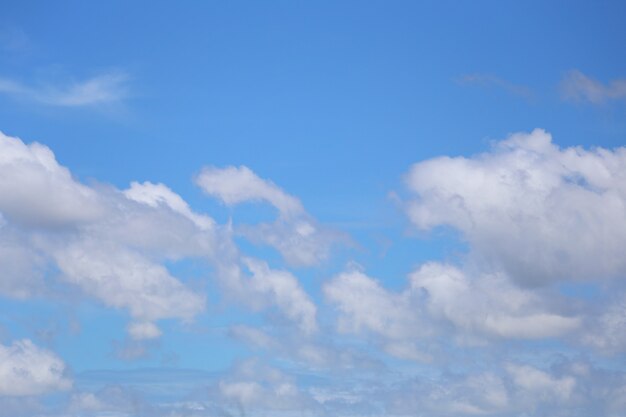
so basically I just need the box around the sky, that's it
[1,1,626,416]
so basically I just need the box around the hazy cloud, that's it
[0,72,129,107]
[561,69,626,104]
[458,73,533,98]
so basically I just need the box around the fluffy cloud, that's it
[243,258,318,334]
[324,262,579,358]
[53,239,204,322]
[323,269,416,340]
[0,131,103,228]
[0,339,71,396]
[216,258,318,335]
[196,165,303,216]
[405,128,626,286]
[0,131,211,337]
[124,181,214,231]
[0,131,323,346]
[410,262,580,340]
[196,165,341,266]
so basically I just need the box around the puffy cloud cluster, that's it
[4,127,626,417]
[0,131,321,342]
[324,262,579,360]
[405,128,626,286]
[0,131,209,338]
[324,129,626,364]
[0,339,71,396]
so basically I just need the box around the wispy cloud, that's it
[0,71,129,107]
[457,73,533,98]
[0,25,31,53]
[560,69,626,104]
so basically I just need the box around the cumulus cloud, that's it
[0,131,103,228]
[196,165,341,266]
[325,262,579,359]
[124,181,214,231]
[0,131,209,337]
[196,165,303,216]
[405,128,626,286]
[217,258,318,335]
[0,339,71,396]
[0,72,129,107]
[410,262,580,340]
[561,69,626,104]
[324,269,416,340]
[0,131,325,347]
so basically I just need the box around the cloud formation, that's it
[0,339,71,396]
[405,128,626,286]
[0,72,129,107]
[197,165,342,266]
[0,131,320,342]
[560,69,626,104]
[3,128,626,417]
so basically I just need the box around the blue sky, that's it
[1,1,626,416]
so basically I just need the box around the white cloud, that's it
[405,128,626,286]
[0,72,129,107]
[127,321,163,340]
[243,258,317,335]
[324,270,416,340]
[54,239,205,322]
[410,262,580,340]
[0,131,103,228]
[0,339,71,396]
[0,131,210,339]
[196,165,340,266]
[196,165,302,216]
[561,69,626,104]
[0,130,331,347]
[125,181,214,231]
[324,262,579,357]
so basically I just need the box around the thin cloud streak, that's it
[560,69,626,104]
[0,71,129,107]
[457,73,534,99]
